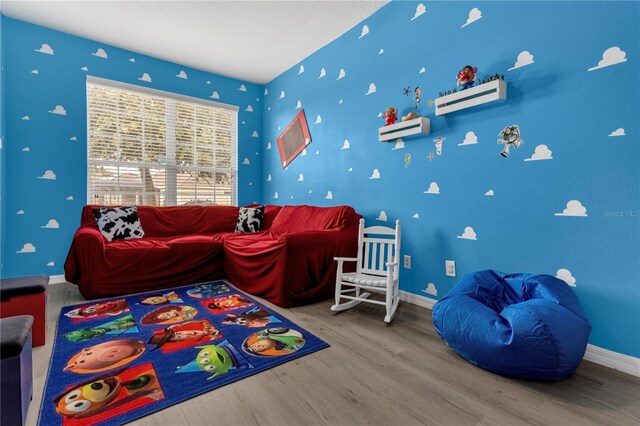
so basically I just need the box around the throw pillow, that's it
[235,205,265,233]
[93,206,145,241]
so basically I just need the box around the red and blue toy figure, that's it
[457,65,477,90]
[383,107,397,126]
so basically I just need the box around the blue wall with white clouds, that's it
[1,16,263,279]
[262,2,640,357]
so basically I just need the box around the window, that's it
[86,76,238,207]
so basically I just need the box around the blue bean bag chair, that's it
[432,270,591,381]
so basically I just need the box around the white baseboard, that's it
[583,344,640,377]
[399,290,640,378]
[48,274,67,285]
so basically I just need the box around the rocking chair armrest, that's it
[386,261,399,267]
[334,257,358,262]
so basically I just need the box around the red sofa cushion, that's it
[81,205,240,237]
[270,205,357,235]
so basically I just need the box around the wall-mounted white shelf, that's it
[378,116,431,142]
[435,79,506,116]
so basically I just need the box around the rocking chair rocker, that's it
[331,218,401,323]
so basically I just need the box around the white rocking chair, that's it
[331,218,401,323]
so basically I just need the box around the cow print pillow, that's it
[235,206,265,233]
[92,206,145,241]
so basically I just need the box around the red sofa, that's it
[64,204,360,307]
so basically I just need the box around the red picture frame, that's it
[276,109,312,168]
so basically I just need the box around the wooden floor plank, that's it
[26,282,640,426]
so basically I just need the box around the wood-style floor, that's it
[27,282,640,426]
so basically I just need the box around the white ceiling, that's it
[1,0,388,84]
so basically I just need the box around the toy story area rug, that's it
[39,281,329,426]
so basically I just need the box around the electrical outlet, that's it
[403,255,411,269]
[445,260,456,277]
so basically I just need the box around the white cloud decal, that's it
[524,144,553,161]
[242,158,250,165]
[325,191,333,200]
[22,116,30,121]
[339,99,343,104]
[457,226,477,240]
[273,192,279,199]
[70,136,77,141]
[251,130,259,138]
[245,105,253,112]
[412,213,420,219]
[22,147,30,152]
[369,169,381,179]
[365,83,377,95]
[508,51,534,71]
[298,173,304,182]
[419,67,426,74]
[267,174,272,181]
[424,182,440,194]
[378,48,384,55]
[461,7,482,28]
[16,243,36,253]
[238,84,247,92]
[176,70,188,79]
[210,91,220,99]
[266,142,272,150]
[337,69,346,80]
[16,210,25,215]
[35,43,54,55]
[48,105,67,116]
[348,167,353,172]
[609,128,625,137]
[38,170,57,180]
[359,24,370,39]
[301,149,307,156]
[41,219,60,229]
[341,140,350,150]
[67,196,74,200]
[279,91,285,99]
[422,282,438,296]
[129,58,136,63]
[556,269,576,287]
[138,73,152,82]
[47,261,55,267]
[458,131,478,146]
[31,69,39,75]
[554,200,588,217]
[296,100,302,109]
[588,47,627,71]
[319,68,326,78]
[298,65,305,74]
[264,88,268,95]
[92,48,108,59]
[81,66,88,72]
[485,189,495,196]
[392,139,405,150]
[314,115,322,124]
[376,211,387,221]
[411,3,426,21]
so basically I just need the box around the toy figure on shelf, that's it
[457,65,477,90]
[401,112,421,121]
[497,124,523,158]
[383,107,398,126]
[414,86,422,109]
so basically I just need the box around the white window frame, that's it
[86,75,239,206]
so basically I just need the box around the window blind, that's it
[86,77,238,207]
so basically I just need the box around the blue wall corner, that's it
[262,1,640,357]
[1,16,264,279]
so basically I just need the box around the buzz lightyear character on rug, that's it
[434,136,445,155]
[64,314,138,342]
[176,340,251,380]
[497,124,524,158]
[242,327,306,357]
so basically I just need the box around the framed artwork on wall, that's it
[277,109,312,168]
